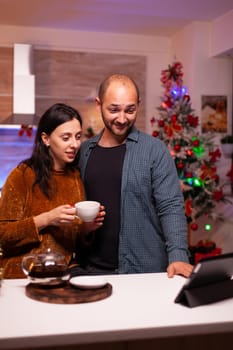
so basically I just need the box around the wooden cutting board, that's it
[25,282,112,304]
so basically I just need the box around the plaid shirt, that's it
[79,127,189,273]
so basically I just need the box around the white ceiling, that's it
[0,0,232,37]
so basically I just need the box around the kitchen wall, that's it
[0,46,147,133]
[0,25,171,133]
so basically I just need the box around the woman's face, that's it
[41,118,82,171]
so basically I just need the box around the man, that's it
[77,74,193,278]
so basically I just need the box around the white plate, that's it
[69,276,107,289]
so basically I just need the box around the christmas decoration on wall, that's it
[84,126,95,139]
[151,61,229,252]
[18,124,33,138]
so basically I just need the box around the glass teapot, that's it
[21,249,70,286]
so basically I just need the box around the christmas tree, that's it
[151,61,227,252]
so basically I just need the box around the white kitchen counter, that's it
[0,273,233,350]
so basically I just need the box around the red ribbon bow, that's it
[18,124,33,137]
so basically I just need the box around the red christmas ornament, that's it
[163,96,172,108]
[158,120,165,127]
[183,94,190,102]
[177,161,184,169]
[152,130,159,138]
[192,139,200,147]
[171,114,177,122]
[190,222,198,231]
[174,144,181,152]
[150,117,156,125]
[185,172,193,178]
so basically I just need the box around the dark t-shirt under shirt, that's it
[83,143,126,270]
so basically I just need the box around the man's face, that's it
[96,81,139,140]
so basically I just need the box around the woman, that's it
[0,103,104,278]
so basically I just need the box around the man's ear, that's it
[95,97,102,113]
[95,97,101,107]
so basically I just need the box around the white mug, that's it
[75,201,100,222]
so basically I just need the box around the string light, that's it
[185,177,203,187]
[181,86,187,95]
[186,149,193,156]
[193,177,203,187]
[205,224,212,231]
[186,177,193,186]
[171,86,188,98]
[193,145,205,157]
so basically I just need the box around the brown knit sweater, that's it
[0,163,85,278]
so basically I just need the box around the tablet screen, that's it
[186,252,233,289]
[175,252,233,305]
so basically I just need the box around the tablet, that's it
[175,252,233,306]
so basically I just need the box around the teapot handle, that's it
[21,255,35,276]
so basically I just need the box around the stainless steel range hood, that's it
[2,43,39,125]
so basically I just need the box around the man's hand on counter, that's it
[167,261,194,278]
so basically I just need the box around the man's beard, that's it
[101,112,135,138]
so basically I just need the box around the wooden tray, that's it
[25,281,112,304]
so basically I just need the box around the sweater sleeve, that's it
[0,166,41,252]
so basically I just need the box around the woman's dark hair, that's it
[24,103,82,198]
